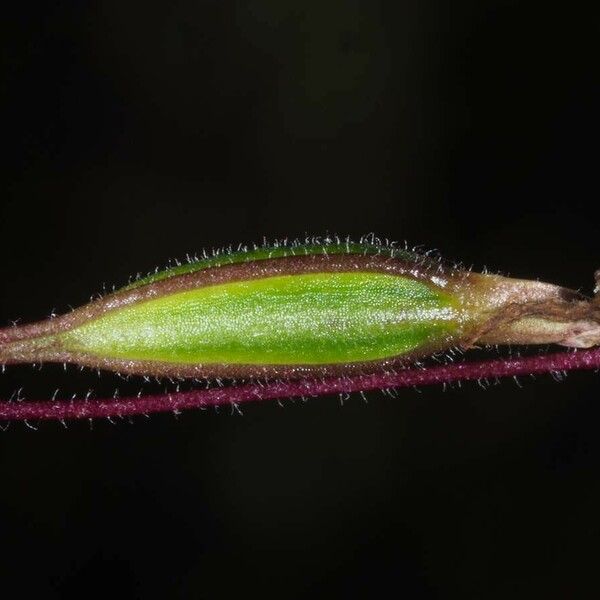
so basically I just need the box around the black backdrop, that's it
[1,2,599,598]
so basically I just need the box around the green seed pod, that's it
[1,238,599,379]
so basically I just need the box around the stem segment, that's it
[1,347,599,422]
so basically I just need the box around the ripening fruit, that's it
[0,238,599,379]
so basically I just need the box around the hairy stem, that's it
[1,347,599,422]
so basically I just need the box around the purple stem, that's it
[1,347,600,421]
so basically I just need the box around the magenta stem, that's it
[1,348,600,421]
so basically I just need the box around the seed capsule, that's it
[0,239,598,379]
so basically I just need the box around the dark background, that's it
[1,2,599,598]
